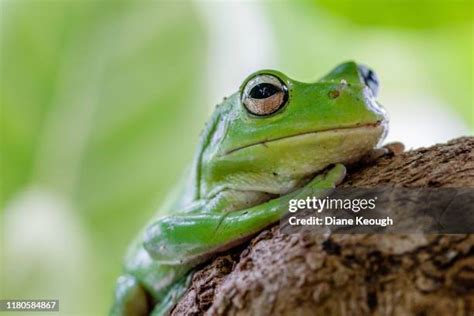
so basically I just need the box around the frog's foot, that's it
[110,275,151,316]
[362,141,405,163]
[150,273,193,316]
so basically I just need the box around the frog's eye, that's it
[358,65,379,97]
[242,74,288,116]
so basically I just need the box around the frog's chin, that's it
[273,122,386,192]
[217,121,386,195]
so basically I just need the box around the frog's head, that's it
[199,61,387,198]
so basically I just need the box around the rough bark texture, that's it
[172,137,474,316]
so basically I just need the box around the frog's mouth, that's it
[224,121,384,156]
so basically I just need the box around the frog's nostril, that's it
[358,64,379,97]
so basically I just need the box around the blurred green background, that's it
[0,1,472,315]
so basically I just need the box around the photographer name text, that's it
[287,196,394,227]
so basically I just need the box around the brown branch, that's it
[172,137,474,316]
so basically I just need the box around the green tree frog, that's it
[110,62,388,315]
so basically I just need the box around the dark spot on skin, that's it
[272,172,278,176]
[328,90,340,99]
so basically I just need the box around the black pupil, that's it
[249,83,280,99]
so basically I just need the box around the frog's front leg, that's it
[144,164,346,264]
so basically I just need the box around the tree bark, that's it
[172,137,474,316]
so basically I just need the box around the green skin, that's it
[110,61,388,315]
